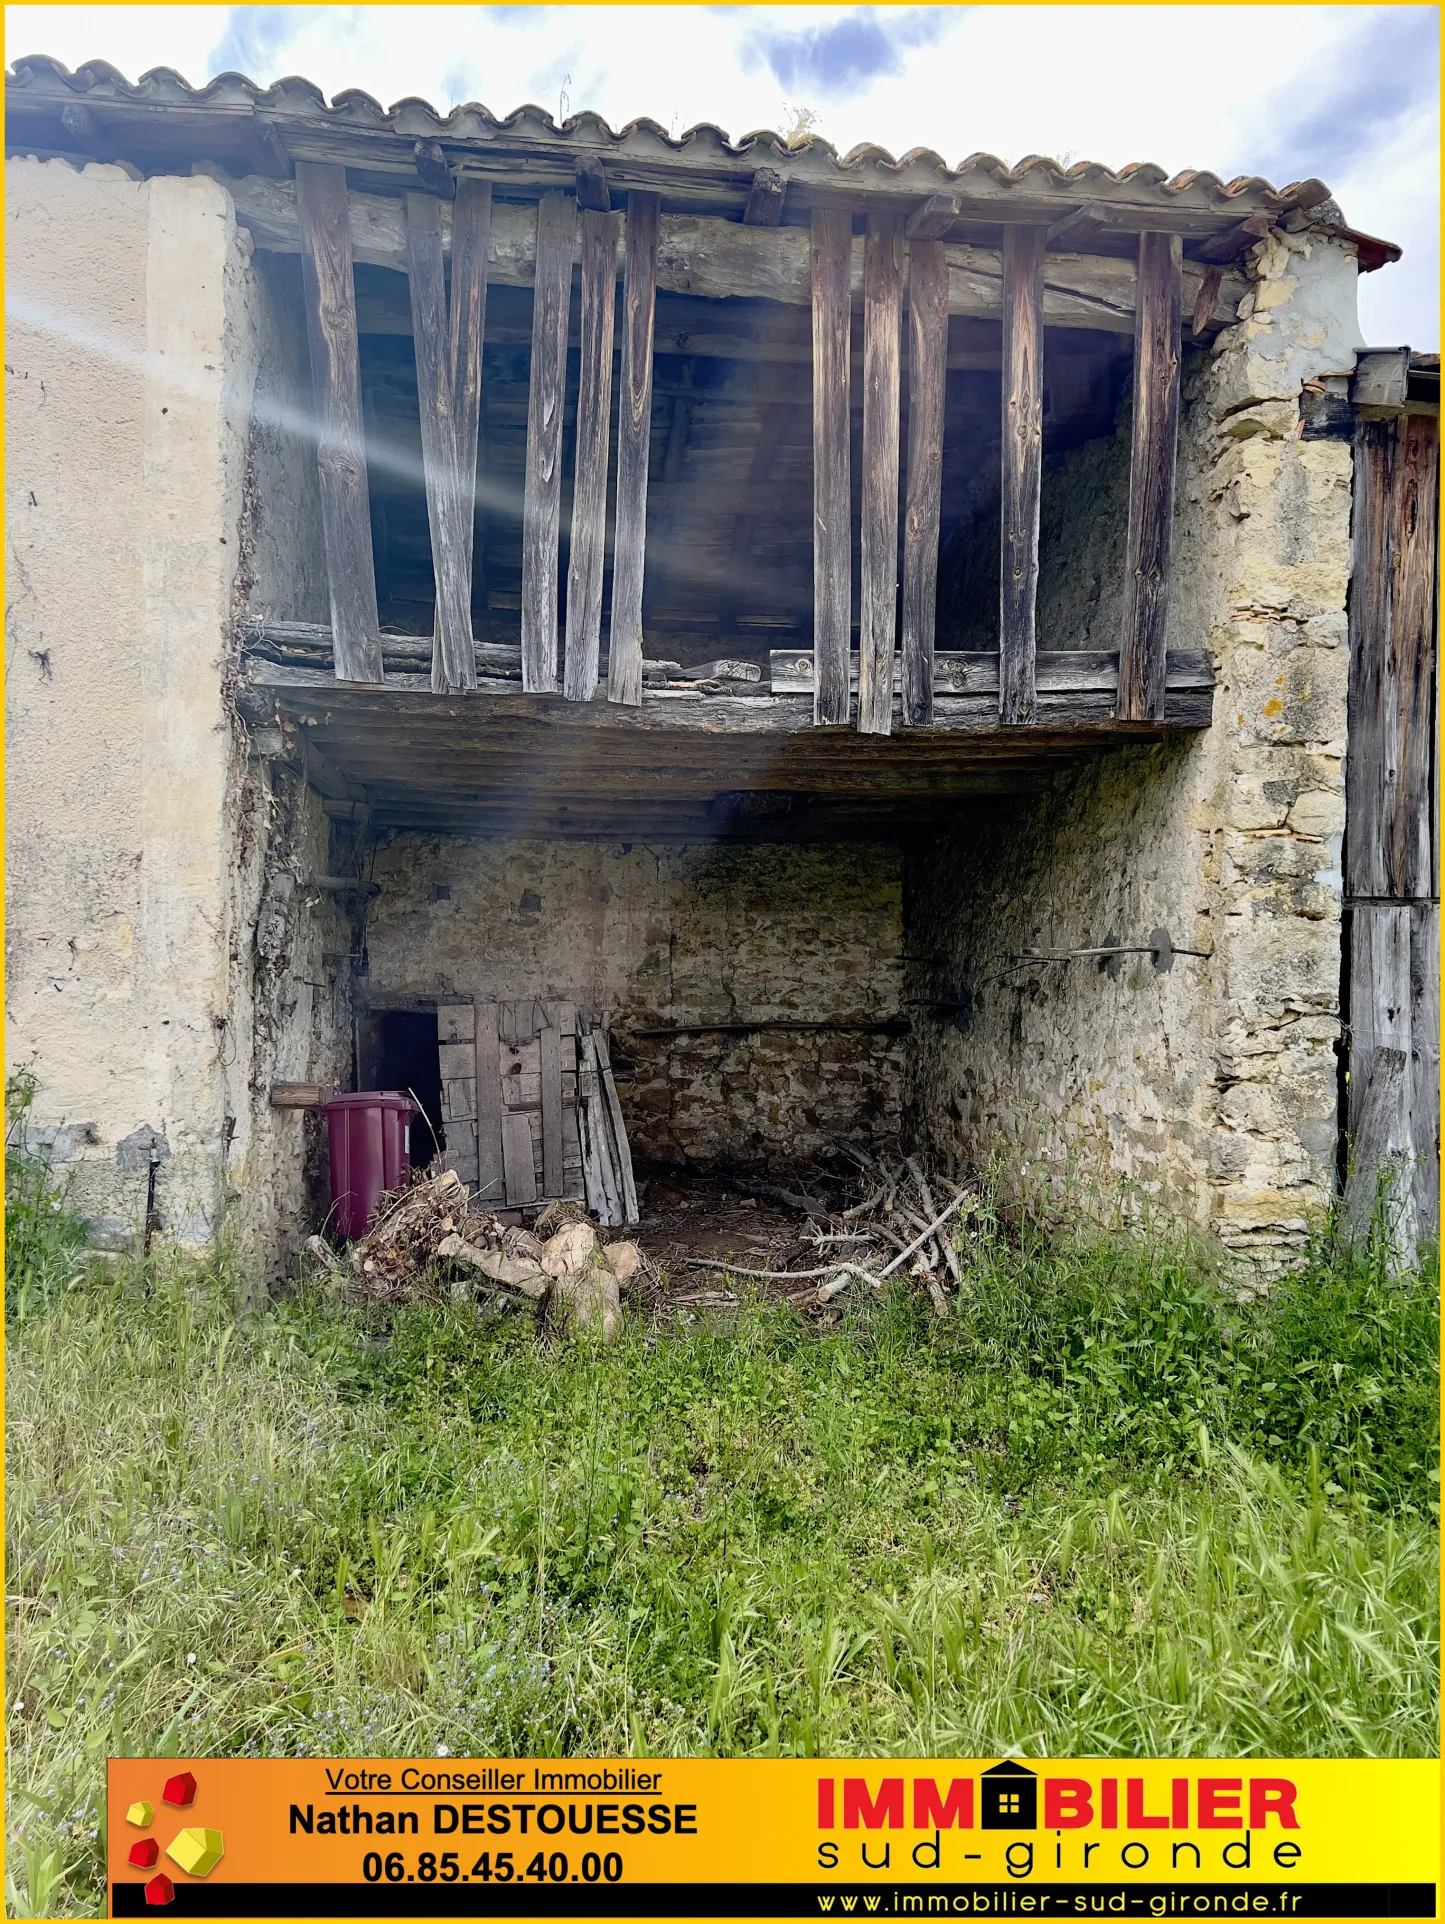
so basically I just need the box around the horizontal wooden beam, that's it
[223,172,1244,335]
[769,647,1212,695]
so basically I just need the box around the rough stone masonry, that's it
[909,221,1363,1258]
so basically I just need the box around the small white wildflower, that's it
[186,1653,196,1667]
[435,1744,450,1757]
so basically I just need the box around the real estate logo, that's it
[121,1770,225,1907]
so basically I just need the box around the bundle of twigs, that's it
[684,1148,975,1314]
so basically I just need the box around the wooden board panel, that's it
[474,1000,505,1208]
[437,1041,476,1081]
[520,191,574,694]
[1410,900,1439,1245]
[769,647,1212,695]
[1347,415,1439,899]
[294,161,384,684]
[608,191,660,708]
[1117,232,1182,722]
[811,207,853,727]
[859,213,903,738]
[900,239,947,728]
[404,192,475,693]
[437,1001,475,1043]
[591,1031,639,1223]
[501,1109,538,1205]
[565,210,621,701]
[1000,225,1045,724]
[448,176,491,595]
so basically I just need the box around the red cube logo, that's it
[161,1771,197,1808]
[128,1839,159,1869]
[144,1873,175,1907]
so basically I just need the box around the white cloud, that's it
[6,2,1437,341]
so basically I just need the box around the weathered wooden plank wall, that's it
[448,177,491,610]
[1344,407,1439,1253]
[999,225,1046,724]
[608,190,660,707]
[900,239,948,727]
[564,207,620,700]
[520,190,575,693]
[404,192,475,692]
[810,207,854,727]
[859,213,903,736]
[294,161,384,683]
[1118,232,1183,721]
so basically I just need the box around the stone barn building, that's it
[5,55,1438,1271]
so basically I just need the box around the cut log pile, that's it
[310,1169,640,1343]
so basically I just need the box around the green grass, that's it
[4,1140,1438,1917]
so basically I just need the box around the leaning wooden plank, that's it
[565,209,621,701]
[1117,232,1183,722]
[539,1018,565,1197]
[900,238,948,727]
[858,212,903,738]
[592,1030,639,1223]
[404,193,475,693]
[501,1110,539,1206]
[474,1000,506,1208]
[999,224,1046,724]
[294,161,383,684]
[608,191,660,707]
[578,1093,617,1226]
[1350,414,1440,900]
[448,177,491,593]
[811,207,853,727]
[1409,902,1439,1244]
[1341,1044,1409,1245]
[1345,415,1395,897]
[520,190,575,693]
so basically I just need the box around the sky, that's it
[5,3,1439,343]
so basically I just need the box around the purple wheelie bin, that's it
[321,1091,414,1242]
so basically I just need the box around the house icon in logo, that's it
[980,1760,1037,1830]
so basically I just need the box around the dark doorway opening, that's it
[373,1009,445,1165]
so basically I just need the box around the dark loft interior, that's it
[338,260,1133,665]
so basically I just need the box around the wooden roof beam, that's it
[222,172,1245,336]
[742,168,784,226]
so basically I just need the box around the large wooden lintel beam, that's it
[225,173,1243,335]
[294,161,384,684]
[1117,232,1182,722]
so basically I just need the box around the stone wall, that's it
[362,835,905,1169]
[4,157,346,1266]
[5,159,253,1247]
[908,227,1364,1260]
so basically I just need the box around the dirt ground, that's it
[630,1161,821,1291]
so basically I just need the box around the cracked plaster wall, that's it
[4,158,344,1266]
[908,228,1363,1260]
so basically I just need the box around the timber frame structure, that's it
[7,55,1399,837]
[6,54,1437,1267]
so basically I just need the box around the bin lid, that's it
[321,1091,415,1113]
